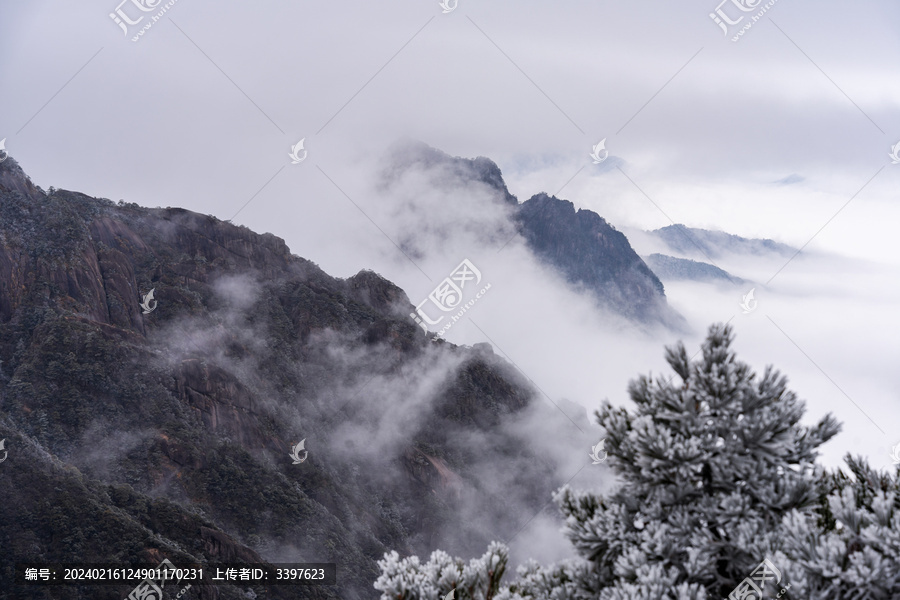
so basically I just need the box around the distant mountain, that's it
[384,141,685,330]
[515,194,684,328]
[0,155,579,600]
[649,224,796,261]
[382,139,518,206]
[643,254,744,285]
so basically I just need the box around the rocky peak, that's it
[0,155,42,200]
[344,269,412,318]
[379,143,685,329]
[515,192,683,327]
[383,138,518,205]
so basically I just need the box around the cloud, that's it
[4,0,900,572]
[774,174,805,185]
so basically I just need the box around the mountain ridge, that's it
[0,154,575,600]
[649,223,796,260]
[515,193,684,328]
[643,253,745,285]
[383,140,685,330]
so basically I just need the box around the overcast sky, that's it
[2,0,899,482]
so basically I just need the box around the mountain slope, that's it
[515,193,684,328]
[0,156,574,600]
[649,224,796,260]
[382,139,518,207]
[643,253,744,285]
[382,141,684,329]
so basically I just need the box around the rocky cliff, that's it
[0,156,570,600]
[515,193,684,328]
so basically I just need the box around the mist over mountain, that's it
[3,1,898,597]
[381,139,519,207]
[381,140,684,330]
[643,253,745,285]
[0,154,598,599]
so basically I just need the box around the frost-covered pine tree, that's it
[374,541,508,600]
[544,323,841,599]
[778,455,900,599]
[376,324,848,600]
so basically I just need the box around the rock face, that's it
[515,193,684,328]
[0,155,569,600]
[171,359,268,448]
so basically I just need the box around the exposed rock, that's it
[344,269,412,319]
[171,359,267,449]
[0,155,42,200]
[382,141,686,329]
[200,526,262,562]
[0,154,567,599]
[403,447,463,498]
[515,193,684,328]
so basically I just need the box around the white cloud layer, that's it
[2,0,899,567]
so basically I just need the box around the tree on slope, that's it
[376,324,849,599]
